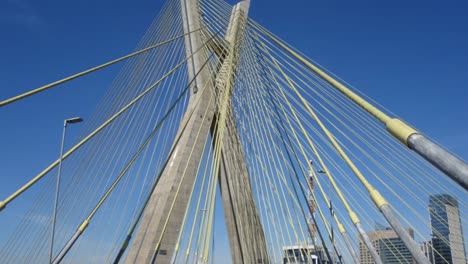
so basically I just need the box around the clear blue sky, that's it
[1,0,467,157]
[0,0,467,262]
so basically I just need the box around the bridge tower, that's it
[125,0,270,263]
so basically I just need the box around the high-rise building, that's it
[429,194,466,264]
[359,226,414,264]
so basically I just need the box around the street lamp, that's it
[49,117,83,264]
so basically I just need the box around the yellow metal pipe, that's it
[257,26,419,147]
[257,24,468,191]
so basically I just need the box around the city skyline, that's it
[358,194,466,264]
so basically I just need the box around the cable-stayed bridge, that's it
[0,0,467,263]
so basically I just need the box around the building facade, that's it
[283,245,318,264]
[429,194,467,264]
[283,244,340,264]
[359,226,415,264]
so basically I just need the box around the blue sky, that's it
[0,0,467,262]
[1,0,467,156]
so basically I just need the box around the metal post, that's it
[52,225,85,264]
[49,120,67,264]
[49,117,82,264]
[379,204,431,264]
[356,222,383,264]
[341,231,359,264]
[408,133,468,189]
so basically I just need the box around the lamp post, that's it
[49,117,83,264]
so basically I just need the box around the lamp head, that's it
[65,117,83,124]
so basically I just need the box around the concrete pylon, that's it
[125,0,269,263]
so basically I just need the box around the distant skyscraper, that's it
[429,194,467,264]
[359,226,414,264]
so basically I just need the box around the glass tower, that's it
[429,194,466,264]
